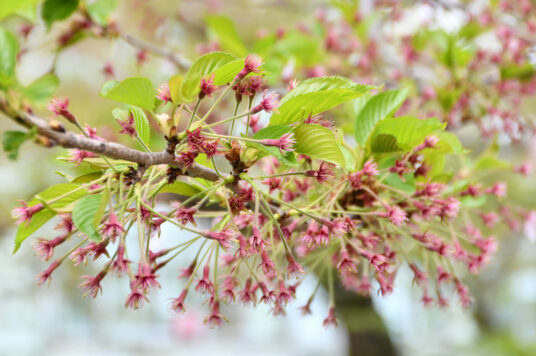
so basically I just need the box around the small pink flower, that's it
[305,162,335,183]
[277,280,294,306]
[195,265,213,294]
[204,301,226,328]
[200,73,217,98]
[134,263,160,292]
[102,62,115,78]
[417,135,439,150]
[263,177,281,193]
[287,78,299,91]
[171,289,188,313]
[259,133,295,153]
[79,271,106,298]
[337,250,357,273]
[235,54,263,80]
[11,201,43,225]
[174,206,196,226]
[379,206,407,226]
[48,97,77,123]
[204,230,235,250]
[68,149,97,166]
[251,91,279,114]
[55,214,74,234]
[48,97,68,115]
[322,307,338,327]
[485,182,507,197]
[362,160,379,177]
[286,255,304,279]
[125,282,147,309]
[299,300,312,315]
[176,151,198,169]
[156,83,171,103]
[238,278,256,306]
[37,259,61,285]
[33,235,67,261]
[117,113,137,137]
[111,245,130,275]
[101,210,124,241]
[259,248,276,274]
[409,264,427,286]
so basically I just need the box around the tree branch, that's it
[0,102,219,181]
[120,33,191,70]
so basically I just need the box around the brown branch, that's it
[0,100,284,215]
[120,33,191,70]
[0,103,219,182]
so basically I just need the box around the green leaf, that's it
[100,77,155,111]
[384,172,416,194]
[212,58,245,85]
[30,183,88,210]
[339,143,357,171]
[20,74,59,104]
[159,181,203,196]
[270,76,373,126]
[0,27,18,87]
[206,15,247,56]
[177,52,240,103]
[354,88,409,146]
[369,116,445,153]
[86,0,117,25]
[42,0,79,28]
[13,183,88,252]
[293,124,345,166]
[168,74,185,104]
[72,172,103,183]
[13,210,55,253]
[248,125,298,166]
[2,130,34,160]
[501,64,536,81]
[0,0,40,20]
[72,194,103,242]
[129,106,150,145]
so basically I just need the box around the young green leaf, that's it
[205,15,247,57]
[270,76,373,126]
[86,0,117,25]
[29,183,88,210]
[368,116,445,153]
[177,52,241,103]
[42,0,79,28]
[13,210,55,253]
[293,124,345,166]
[129,106,150,145]
[159,181,203,196]
[20,74,59,104]
[0,27,18,87]
[0,0,40,20]
[72,194,103,242]
[100,77,155,111]
[3,131,28,160]
[354,88,409,146]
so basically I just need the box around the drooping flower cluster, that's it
[7,33,532,328]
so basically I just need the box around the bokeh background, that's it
[1,0,536,355]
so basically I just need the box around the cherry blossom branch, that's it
[120,33,191,70]
[0,102,219,182]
